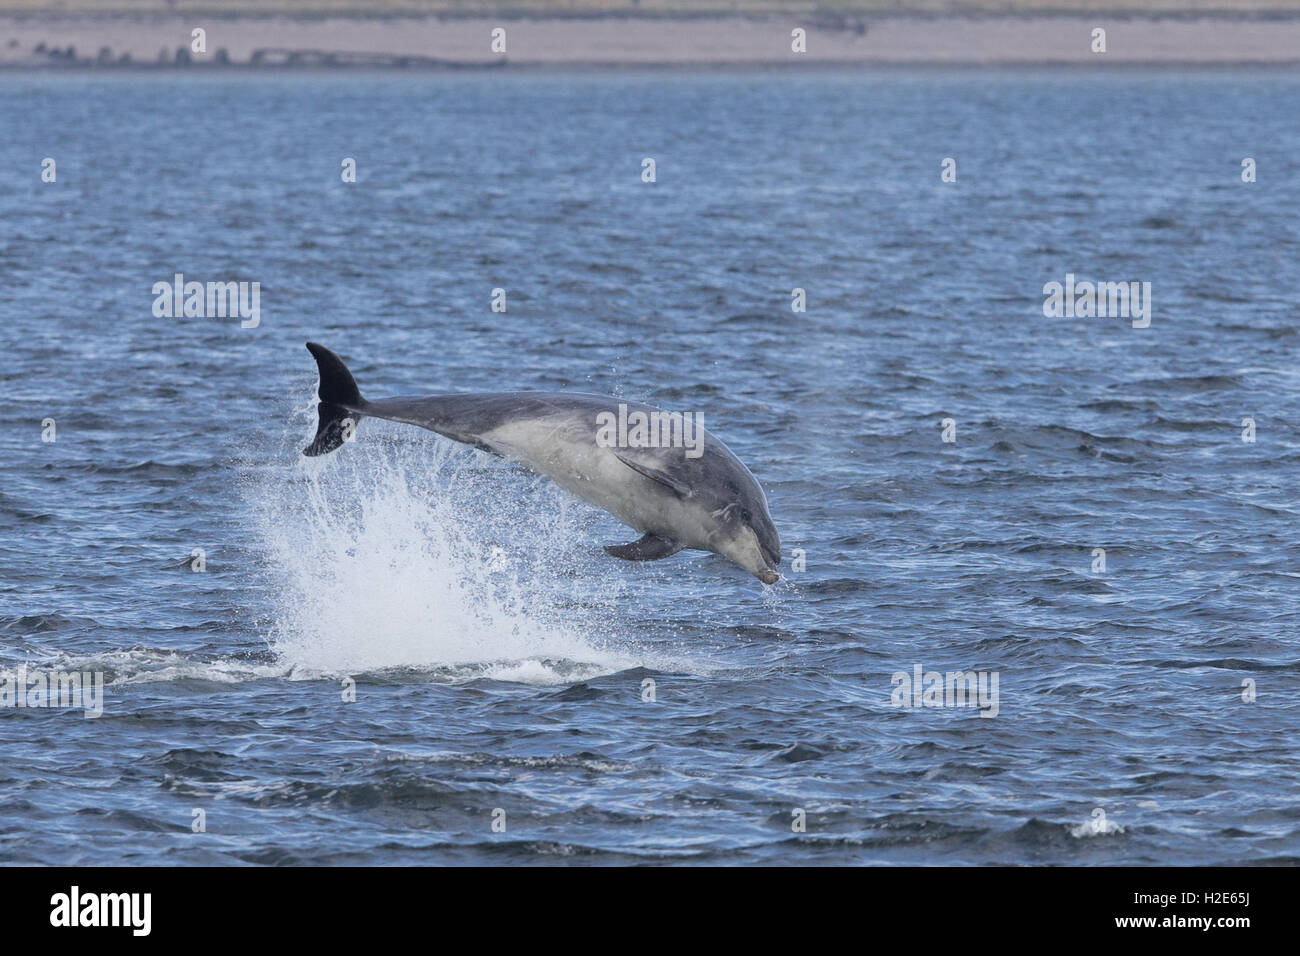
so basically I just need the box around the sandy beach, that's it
[3,10,1300,68]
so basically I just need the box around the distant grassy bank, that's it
[5,3,1300,70]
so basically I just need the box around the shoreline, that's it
[10,9,1300,18]
[6,13,1300,69]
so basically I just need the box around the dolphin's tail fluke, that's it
[304,342,365,456]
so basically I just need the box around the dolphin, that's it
[301,342,782,584]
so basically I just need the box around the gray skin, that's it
[303,343,782,584]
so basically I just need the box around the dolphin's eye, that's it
[740,508,752,523]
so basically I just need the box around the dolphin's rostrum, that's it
[302,342,782,584]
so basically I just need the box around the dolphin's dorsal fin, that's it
[604,533,683,562]
[614,453,693,498]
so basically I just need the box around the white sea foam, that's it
[1069,809,1126,837]
[249,427,656,684]
[5,647,283,685]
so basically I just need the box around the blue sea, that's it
[2,70,1298,864]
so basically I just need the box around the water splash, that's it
[250,426,644,684]
[1069,808,1126,837]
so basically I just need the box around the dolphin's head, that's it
[702,478,782,585]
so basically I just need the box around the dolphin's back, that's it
[303,342,751,493]
[364,392,745,490]
[363,392,617,451]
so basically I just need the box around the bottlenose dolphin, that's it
[302,343,782,584]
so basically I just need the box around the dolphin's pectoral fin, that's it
[604,533,683,562]
[614,453,693,498]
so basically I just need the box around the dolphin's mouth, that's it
[755,551,781,585]
[757,537,782,584]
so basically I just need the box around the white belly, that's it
[480,418,683,536]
